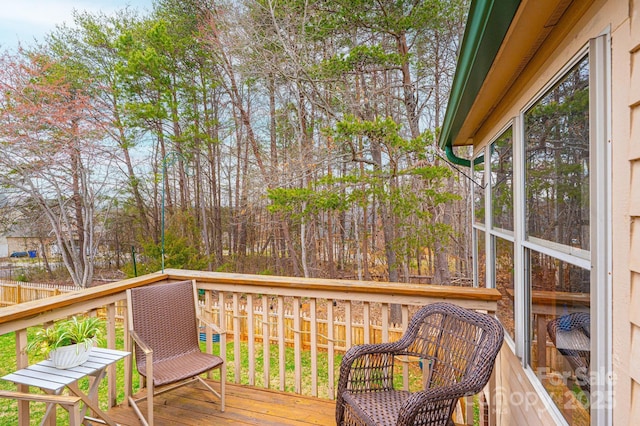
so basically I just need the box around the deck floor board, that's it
[106,380,336,425]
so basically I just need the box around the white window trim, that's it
[588,31,612,426]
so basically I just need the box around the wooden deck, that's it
[106,380,336,425]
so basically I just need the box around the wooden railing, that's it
[0,269,501,425]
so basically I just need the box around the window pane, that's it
[494,237,514,339]
[528,250,590,425]
[491,128,513,232]
[473,158,486,224]
[475,229,485,287]
[524,56,589,251]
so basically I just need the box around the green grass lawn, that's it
[215,340,344,398]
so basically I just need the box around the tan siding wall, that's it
[631,273,640,327]
[627,1,640,422]
[495,345,559,425]
[630,320,640,383]
[630,106,640,160]
[632,380,640,420]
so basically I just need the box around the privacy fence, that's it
[0,280,76,307]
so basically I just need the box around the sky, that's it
[0,0,153,50]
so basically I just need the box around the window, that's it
[473,150,486,288]
[524,55,591,424]
[525,57,590,255]
[475,229,486,287]
[489,127,515,339]
[494,236,514,338]
[473,36,611,424]
[491,128,514,233]
[473,159,486,225]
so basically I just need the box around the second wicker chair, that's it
[336,302,504,426]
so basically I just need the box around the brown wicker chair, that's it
[126,280,226,426]
[546,312,590,394]
[336,302,504,426]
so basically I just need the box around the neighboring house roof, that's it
[5,223,37,239]
[438,0,582,165]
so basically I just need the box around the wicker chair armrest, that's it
[197,314,226,335]
[397,379,486,425]
[336,342,406,425]
[129,329,153,355]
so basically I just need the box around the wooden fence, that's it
[203,301,405,352]
[0,280,76,307]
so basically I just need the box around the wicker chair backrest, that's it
[404,303,502,390]
[546,312,591,393]
[129,280,200,369]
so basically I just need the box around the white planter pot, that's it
[49,341,93,369]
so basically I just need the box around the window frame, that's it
[473,123,516,346]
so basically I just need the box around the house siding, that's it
[626,1,640,423]
[495,345,559,425]
[0,236,7,258]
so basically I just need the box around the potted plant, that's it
[27,315,105,369]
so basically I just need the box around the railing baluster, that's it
[124,297,131,406]
[293,297,301,394]
[218,291,227,377]
[382,303,389,343]
[310,298,318,397]
[327,299,335,400]
[401,305,409,391]
[364,302,370,344]
[106,303,117,407]
[233,293,240,384]
[204,290,212,356]
[345,301,352,351]
[277,296,285,391]
[15,328,29,426]
[247,293,255,386]
[262,296,270,389]
[203,290,214,383]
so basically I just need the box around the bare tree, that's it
[0,50,110,287]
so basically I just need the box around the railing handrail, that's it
[0,273,165,327]
[166,269,501,300]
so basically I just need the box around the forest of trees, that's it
[0,0,473,288]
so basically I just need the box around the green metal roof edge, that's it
[438,0,521,157]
